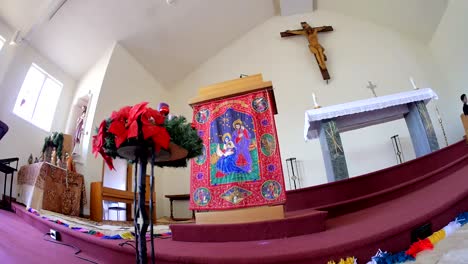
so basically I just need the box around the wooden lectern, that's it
[188,74,277,114]
[189,74,286,224]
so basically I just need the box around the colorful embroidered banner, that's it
[190,89,286,210]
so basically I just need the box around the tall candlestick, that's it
[312,93,319,108]
[410,77,418,90]
[435,105,448,147]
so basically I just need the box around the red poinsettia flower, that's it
[99,150,114,170]
[92,120,107,156]
[141,107,170,152]
[108,102,150,147]
[127,102,149,139]
[108,106,132,147]
[92,120,114,170]
[94,102,173,170]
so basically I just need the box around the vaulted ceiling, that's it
[0,0,448,87]
[317,0,449,43]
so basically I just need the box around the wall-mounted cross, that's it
[280,22,334,82]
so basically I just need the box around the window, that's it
[0,35,5,51]
[13,63,63,131]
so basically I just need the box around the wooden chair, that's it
[461,114,468,143]
[90,160,156,222]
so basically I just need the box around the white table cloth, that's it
[304,88,438,140]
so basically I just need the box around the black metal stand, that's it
[391,135,404,164]
[118,146,155,264]
[0,158,19,212]
[286,158,300,190]
[138,156,149,264]
[114,113,189,264]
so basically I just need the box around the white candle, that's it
[410,77,418,90]
[312,93,318,107]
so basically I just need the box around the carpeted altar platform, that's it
[0,208,87,264]
[2,140,468,263]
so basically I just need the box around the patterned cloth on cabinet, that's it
[17,162,87,216]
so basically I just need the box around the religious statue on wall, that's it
[280,22,334,82]
[74,105,87,146]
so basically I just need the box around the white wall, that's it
[81,43,170,216]
[0,21,16,86]
[430,0,468,144]
[161,10,446,217]
[0,33,76,197]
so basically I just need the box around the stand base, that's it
[195,205,284,224]
[0,195,15,212]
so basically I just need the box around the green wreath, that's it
[42,132,64,159]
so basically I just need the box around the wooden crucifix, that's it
[280,22,333,82]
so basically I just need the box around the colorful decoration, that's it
[27,207,171,240]
[367,250,414,264]
[92,102,202,170]
[195,109,210,124]
[365,212,468,264]
[252,97,269,113]
[260,134,276,156]
[158,102,170,116]
[190,90,286,210]
[327,212,468,264]
[193,187,211,206]
[261,180,282,200]
[327,257,357,264]
[221,186,252,204]
[405,238,434,258]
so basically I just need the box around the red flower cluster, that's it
[92,102,170,170]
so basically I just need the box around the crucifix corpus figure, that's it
[367,81,378,97]
[280,22,334,81]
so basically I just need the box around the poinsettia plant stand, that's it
[118,142,188,264]
[92,101,201,264]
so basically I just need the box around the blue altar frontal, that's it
[304,88,439,182]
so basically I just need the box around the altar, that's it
[304,88,439,181]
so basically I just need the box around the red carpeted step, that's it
[170,209,327,242]
[286,140,468,212]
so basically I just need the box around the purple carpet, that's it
[1,140,468,264]
[0,209,92,264]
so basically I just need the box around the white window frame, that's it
[13,63,63,132]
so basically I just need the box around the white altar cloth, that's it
[304,88,438,140]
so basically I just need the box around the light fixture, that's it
[9,30,21,46]
[166,0,176,6]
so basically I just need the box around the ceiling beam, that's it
[15,0,68,43]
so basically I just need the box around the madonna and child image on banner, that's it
[190,90,286,210]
